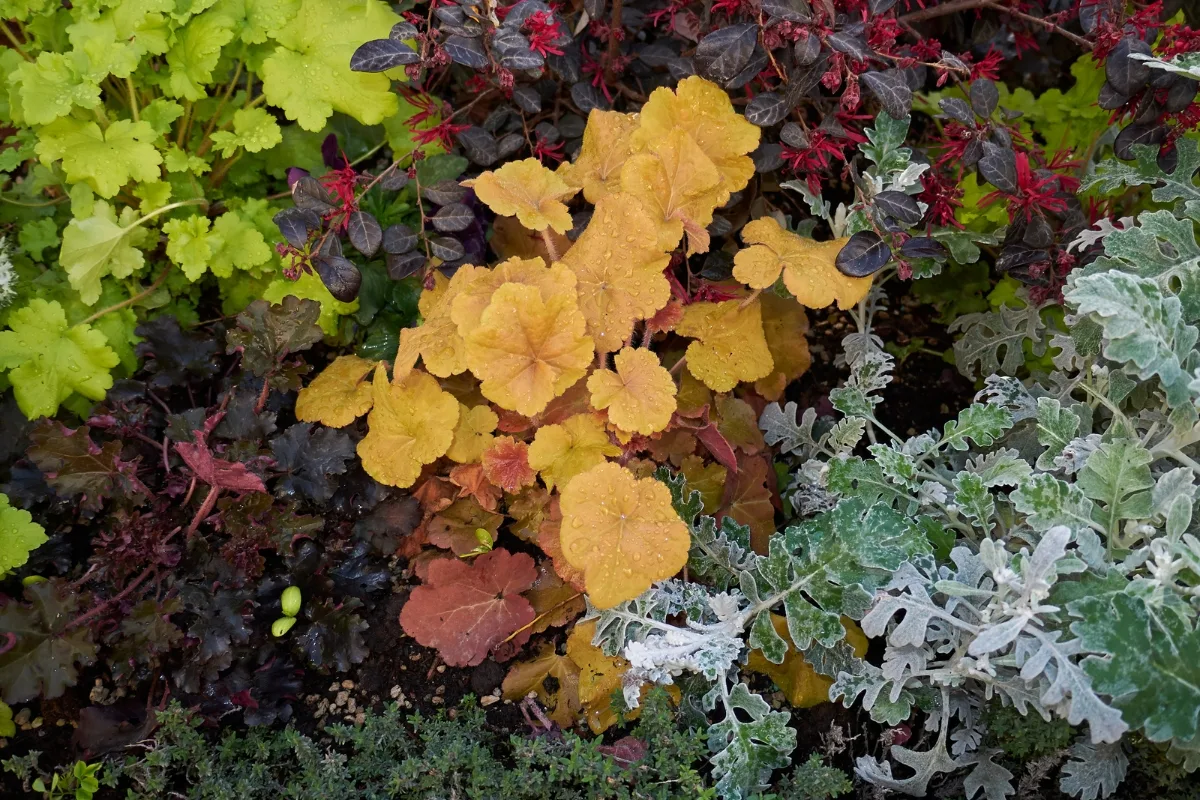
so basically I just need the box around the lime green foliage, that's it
[993,55,1112,159]
[0,0,437,419]
[955,173,1010,230]
[0,699,14,737]
[0,491,47,577]
[29,760,103,800]
[0,299,118,418]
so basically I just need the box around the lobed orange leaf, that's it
[718,455,776,554]
[465,158,579,234]
[558,109,639,204]
[489,214,571,262]
[746,615,868,708]
[427,496,504,554]
[754,293,812,400]
[620,126,723,254]
[527,413,621,492]
[449,256,577,336]
[587,347,677,436]
[357,366,459,489]
[566,619,630,733]
[732,217,870,310]
[675,298,774,392]
[481,435,537,493]
[501,642,583,728]
[294,354,376,427]
[558,192,672,352]
[446,403,499,464]
[525,561,586,634]
[558,462,689,608]
[447,462,502,511]
[464,283,594,417]
[631,75,759,205]
[399,548,537,667]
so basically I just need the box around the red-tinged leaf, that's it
[718,455,776,553]
[448,462,503,511]
[399,548,538,666]
[599,736,649,766]
[174,413,266,494]
[696,423,739,473]
[27,421,149,512]
[427,497,504,555]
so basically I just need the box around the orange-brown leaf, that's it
[501,642,582,728]
[481,435,537,493]
[427,496,504,554]
[754,292,811,400]
[448,462,502,511]
[398,548,537,667]
[746,615,869,708]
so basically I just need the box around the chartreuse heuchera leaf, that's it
[0,299,119,419]
[0,491,47,576]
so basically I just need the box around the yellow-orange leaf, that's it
[632,76,759,205]
[755,292,812,400]
[559,462,689,608]
[489,214,571,262]
[525,561,586,634]
[295,354,376,427]
[357,366,459,488]
[566,619,630,733]
[715,395,765,454]
[446,403,498,463]
[449,256,577,336]
[733,217,871,309]
[675,299,773,392]
[746,615,868,708]
[401,270,473,378]
[621,126,722,254]
[465,158,578,234]
[587,347,677,435]
[464,283,594,417]
[558,192,672,351]
[527,413,620,492]
[558,109,639,204]
[502,642,583,728]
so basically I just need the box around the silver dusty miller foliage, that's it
[587,138,1200,800]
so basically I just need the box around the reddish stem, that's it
[67,567,156,630]
[185,486,221,537]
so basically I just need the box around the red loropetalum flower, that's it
[320,160,360,231]
[981,152,1071,221]
[524,10,564,58]
[918,171,965,229]
[781,129,855,193]
[533,135,565,164]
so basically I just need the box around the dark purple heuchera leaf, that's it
[329,541,391,599]
[215,382,278,442]
[108,597,184,681]
[836,231,892,277]
[226,297,323,380]
[295,597,370,672]
[73,701,157,758]
[0,395,32,463]
[321,134,347,169]
[135,316,219,389]
[174,586,253,693]
[271,423,356,503]
[0,580,98,703]
[27,421,149,511]
[353,495,420,554]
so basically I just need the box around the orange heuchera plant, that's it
[293,75,875,731]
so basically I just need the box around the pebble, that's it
[431,696,444,705]
[389,685,403,699]
[480,695,500,707]
[335,691,349,707]
[14,709,31,727]
[341,680,355,690]
[30,717,42,729]
[436,665,446,674]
